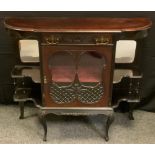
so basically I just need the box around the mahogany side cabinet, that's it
[4,17,152,141]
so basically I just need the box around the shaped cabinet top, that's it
[4,17,152,33]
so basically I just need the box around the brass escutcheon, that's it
[95,36,111,45]
[45,35,60,45]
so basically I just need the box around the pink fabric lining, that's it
[51,66,75,82]
[78,66,101,82]
[51,66,101,82]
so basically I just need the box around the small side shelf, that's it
[11,65,40,83]
[113,69,142,84]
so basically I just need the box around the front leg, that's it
[105,114,114,141]
[39,110,47,141]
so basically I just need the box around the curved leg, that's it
[129,110,134,120]
[128,103,135,120]
[39,111,47,141]
[19,102,24,119]
[105,114,114,141]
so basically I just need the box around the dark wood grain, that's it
[4,17,152,32]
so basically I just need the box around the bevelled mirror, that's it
[115,40,136,63]
[19,40,39,63]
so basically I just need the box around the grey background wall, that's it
[0,11,155,111]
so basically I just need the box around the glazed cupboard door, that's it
[41,45,114,108]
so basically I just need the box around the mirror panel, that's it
[115,40,136,63]
[19,40,39,63]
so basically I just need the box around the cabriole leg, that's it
[105,114,114,141]
[39,110,47,141]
